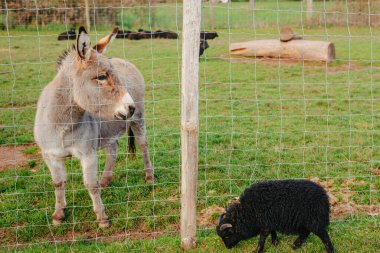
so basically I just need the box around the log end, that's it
[327,43,336,62]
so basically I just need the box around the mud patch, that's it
[0,145,40,171]
[197,205,225,226]
[310,177,379,220]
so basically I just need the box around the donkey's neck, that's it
[51,70,86,127]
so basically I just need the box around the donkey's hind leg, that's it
[44,154,67,225]
[100,141,118,188]
[130,116,154,183]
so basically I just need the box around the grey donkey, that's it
[34,27,154,228]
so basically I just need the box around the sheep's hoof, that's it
[292,241,303,250]
[272,238,279,246]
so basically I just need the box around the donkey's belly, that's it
[98,119,127,148]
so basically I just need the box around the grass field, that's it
[1,1,380,252]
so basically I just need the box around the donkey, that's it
[34,27,154,228]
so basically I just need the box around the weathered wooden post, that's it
[250,0,255,11]
[180,0,201,250]
[84,0,91,32]
[306,0,313,28]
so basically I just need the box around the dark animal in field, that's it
[115,30,131,39]
[57,27,76,40]
[128,31,142,40]
[155,30,165,38]
[138,28,157,39]
[199,39,209,57]
[200,31,218,40]
[164,31,178,39]
[155,30,178,39]
[216,179,335,253]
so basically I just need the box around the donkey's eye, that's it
[96,75,107,81]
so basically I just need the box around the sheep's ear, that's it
[93,27,118,54]
[77,26,91,60]
[220,223,232,231]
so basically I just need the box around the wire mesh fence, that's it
[0,0,379,252]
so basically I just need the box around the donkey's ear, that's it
[93,27,119,54]
[77,26,91,60]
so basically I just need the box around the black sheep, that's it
[156,30,178,39]
[128,32,142,40]
[57,27,76,40]
[165,31,178,39]
[199,39,209,58]
[115,30,131,39]
[138,29,157,39]
[216,179,334,253]
[200,31,218,40]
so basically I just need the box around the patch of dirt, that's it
[0,145,40,171]
[310,177,379,220]
[372,168,380,176]
[197,205,225,227]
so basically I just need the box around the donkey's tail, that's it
[128,126,136,160]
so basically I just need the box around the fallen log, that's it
[229,39,335,62]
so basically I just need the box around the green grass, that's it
[1,1,380,252]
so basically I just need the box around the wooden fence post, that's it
[84,0,91,32]
[180,0,201,250]
[250,0,255,11]
[306,0,313,28]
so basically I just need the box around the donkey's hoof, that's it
[98,219,110,228]
[100,177,112,188]
[144,168,154,184]
[52,209,65,225]
[52,218,62,225]
[145,175,154,184]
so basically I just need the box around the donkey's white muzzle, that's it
[115,93,135,120]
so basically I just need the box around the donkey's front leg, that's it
[100,142,118,188]
[43,154,67,225]
[80,152,109,228]
[131,120,154,183]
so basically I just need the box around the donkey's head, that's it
[72,26,134,120]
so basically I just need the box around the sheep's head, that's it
[216,204,246,249]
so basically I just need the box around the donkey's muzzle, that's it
[115,93,135,120]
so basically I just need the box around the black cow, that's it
[58,27,76,41]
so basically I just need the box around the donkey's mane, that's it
[57,44,76,68]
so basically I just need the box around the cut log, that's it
[229,39,335,62]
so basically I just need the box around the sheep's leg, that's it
[271,231,279,245]
[292,229,310,249]
[100,142,118,188]
[130,117,154,183]
[315,230,335,253]
[256,230,269,253]
[44,154,67,225]
[80,152,109,228]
